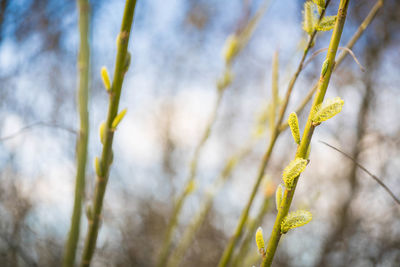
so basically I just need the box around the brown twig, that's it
[319,140,400,205]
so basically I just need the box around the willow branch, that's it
[304,47,365,72]
[217,2,332,266]
[63,1,90,266]
[279,0,383,132]
[80,1,137,266]
[262,1,351,265]
[233,1,384,264]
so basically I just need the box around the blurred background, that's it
[0,0,399,266]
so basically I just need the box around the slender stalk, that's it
[80,1,137,266]
[270,51,279,130]
[63,1,90,266]
[279,0,383,132]
[217,2,331,266]
[262,1,350,266]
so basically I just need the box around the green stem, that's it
[80,1,137,266]
[217,2,332,266]
[63,1,90,266]
[262,1,350,266]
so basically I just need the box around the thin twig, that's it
[304,47,365,72]
[319,140,400,205]
[0,122,77,142]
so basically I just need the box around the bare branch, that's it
[319,140,400,205]
[0,122,77,142]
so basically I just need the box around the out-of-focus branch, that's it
[319,141,400,205]
[63,0,91,266]
[0,122,76,142]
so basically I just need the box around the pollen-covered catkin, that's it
[312,97,344,124]
[312,0,325,9]
[288,112,301,144]
[281,210,312,234]
[282,158,308,189]
[316,16,337,31]
[255,227,265,256]
[303,2,317,35]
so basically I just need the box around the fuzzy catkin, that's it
[303,2,316,35]
[288,112,301,144]
[316,16,337,31]
[255,227,265,253]
[281,210,312,234]
[282,158,308,189]
[312,0,325,8]
[312,97,344,124]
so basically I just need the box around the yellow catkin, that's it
[288,112,301,145]
[302,2,317,35]
[312,0,325,8]
[255,227,265,255]
[111,108,127,129]
[316,16,337,31]
[281,210,312,234]
[282,158,308,189]
[101,66,111,92]
[99,122,106,145]
[223,34,239,65]
[312,97,344,124]
[94,157,102,177]
[275,184,283,211]
[185,180,196,194]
